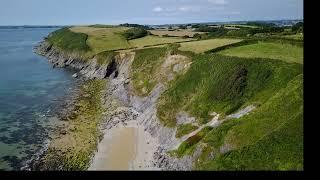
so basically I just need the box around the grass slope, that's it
[47,27,90,52]
[131,47,167,96]
[196,75,303,170]
[171,126,213,158]
[176,123,199,138]
[157,54,302,127]
[70,26,131,55]
[219,41,303,64]
[95,51,117,65]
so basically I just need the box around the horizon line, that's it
[0,18,303,27]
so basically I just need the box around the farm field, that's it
[218,42,303,64]
[178,38,242,53]
[225,24,259,28]
[283,33,304,40]
[129,35,194,48]
[70,26,131,55]
[149,30,205,37]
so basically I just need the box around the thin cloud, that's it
[178,6,201,12]
[208,0,228,5]
[153,7,163,12]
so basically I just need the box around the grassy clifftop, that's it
[43,25,303,170]
[47,27,90,52]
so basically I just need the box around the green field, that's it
[178,39,242,53]
[283,33,304,40]
[149,30,205,37]
[70,26,131,55]
[219,42,303,64]
[69,27,193,55]
[225,24,259,29]
[47,27,90,53]
[129,35,193,48]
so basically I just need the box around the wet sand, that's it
[89,121,159,170]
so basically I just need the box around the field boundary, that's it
[204,39,257,54]
[205,37,303,54]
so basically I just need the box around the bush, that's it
[292,22,303,33]
[193,33,201,39]
[122,28,148,40]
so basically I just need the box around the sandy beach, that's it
[89,121,159,170]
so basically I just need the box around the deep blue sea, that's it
[0,27,77,170]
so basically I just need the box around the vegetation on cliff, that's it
[195,75,303,170]
[47,27,90,52]
[131,47,167,96]
[41,23,303,170]
[157,54,302,127]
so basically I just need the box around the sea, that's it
[0,26,78,170]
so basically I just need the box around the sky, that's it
[0,0,303,25]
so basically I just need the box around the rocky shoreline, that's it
[32,40,198,171]
[21,82,83,170]
[34,41,119,80]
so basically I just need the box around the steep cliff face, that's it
[34,41,119,80]
[34,40,193,170]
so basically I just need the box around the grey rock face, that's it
[34,41,119,80]
[35,41,196,170]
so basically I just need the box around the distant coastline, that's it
[0,25,65,29]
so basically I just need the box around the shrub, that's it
[122,28,148,40]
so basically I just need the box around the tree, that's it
[292,22,303,33]
[179,25,187,29]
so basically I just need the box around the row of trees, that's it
[119,23,152,30]
[122,27,148,40]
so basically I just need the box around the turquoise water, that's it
[0,27,77,170]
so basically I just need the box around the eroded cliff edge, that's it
[32,40,195,170]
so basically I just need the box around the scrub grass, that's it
[195,75,303,170]
[47,27,90,53]
[131,47,167,96]
[175,124,199,138]
[157,54,302,127]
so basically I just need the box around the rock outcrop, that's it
[34,41,119,80]
[34,40,197,170]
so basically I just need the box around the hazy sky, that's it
[0,0,303,25]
